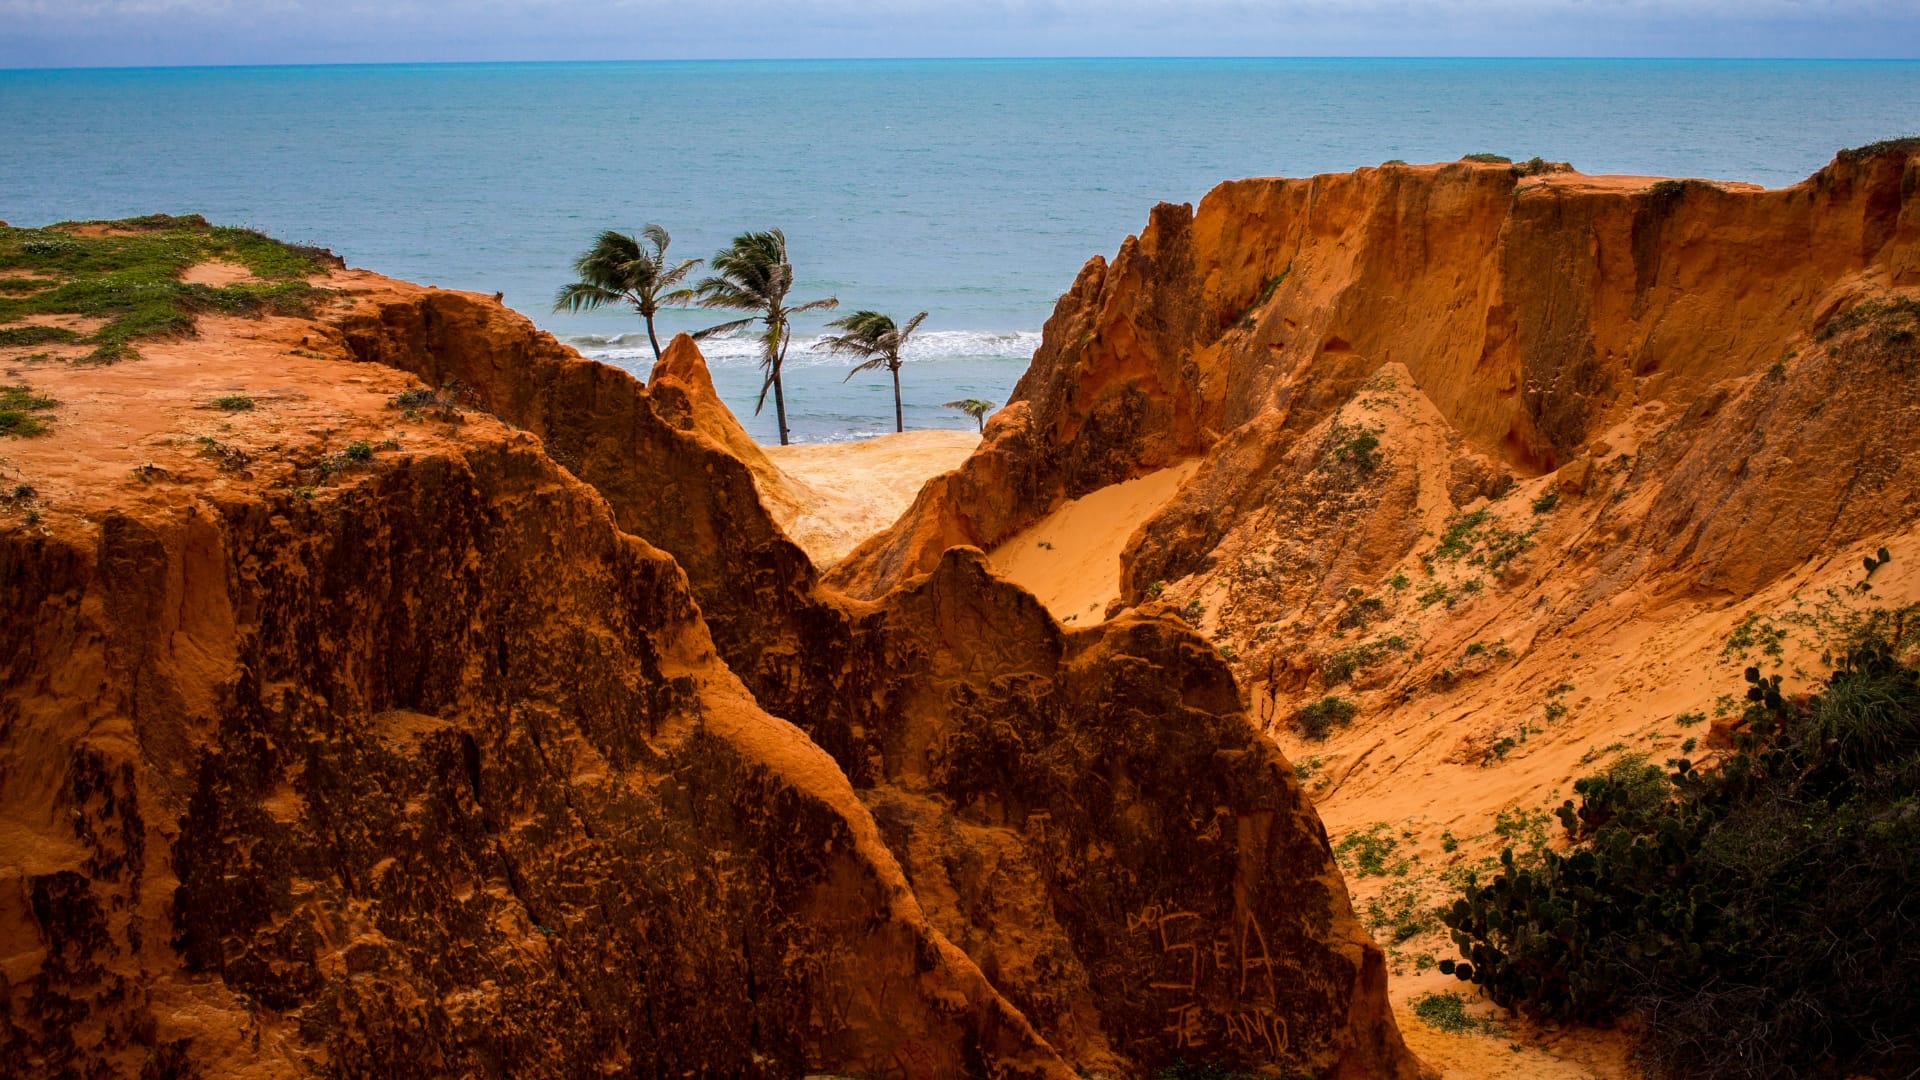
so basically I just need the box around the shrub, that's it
[1530,490,1559,514]
[1463,152,1512,164]
[211,394,254,411]
[1296,695,1358,740]
[1441,634,1920,1077]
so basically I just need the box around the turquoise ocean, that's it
[4,59,1918,442]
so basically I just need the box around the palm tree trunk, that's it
[891,364,903,433]
[772,321,791,445]
[645,316,662,361]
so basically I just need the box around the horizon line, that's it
[6,54,1919,74]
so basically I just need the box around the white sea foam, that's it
[569,329,1042,368]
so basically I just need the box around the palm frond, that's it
[842,355,888,381]
[691,316,756,340]
[640,223,672,257]
[789,296,839,316]
[656,257,703,290]
[553,281,623,314]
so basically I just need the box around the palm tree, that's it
[693,229,837,446]
[815,309,928,434]
[553,225,702,361]
[944,398,996,433]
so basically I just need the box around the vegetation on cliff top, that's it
[1441,590,1920,1078]
[0,214,333,363]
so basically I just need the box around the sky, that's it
[1,0,1916,67]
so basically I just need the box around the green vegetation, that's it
[1322,634,1409,685]
[1337,594,1387,629]
[1529,490,1559,514]
[943,398,996,433]
[1816,296,1920,370]
[1296,694,1359,740]
[1425,508,1535,578]
[1237,263,1291,326]
[1462,152,1512,164]
[0,325,77,348]
[0,215,331,364]
[694,229,838,446]
[1327,421,1384,474]
[553,225,701,362]
[1333,822,1404,877]
[1441,635,1920,1078]
[816,309,929,434]
[1836,135,1920,163]
[1411,991,1499,1035]
[210,394,254,411]
[1509,157,1570,178]
[0,384,57,436]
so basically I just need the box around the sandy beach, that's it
[763,429,979,567]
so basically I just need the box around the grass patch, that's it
[1412,991,1498,1035]
[1462,152,1512,164]
[0,324,78,348]
[0,385,57,436]
[0,215,335,364]
[210,394,254,411]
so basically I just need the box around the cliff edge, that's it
[0,218,1420,1078]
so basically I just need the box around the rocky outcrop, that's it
[818,149,1920,1051]
[0,257,1419,1077]
[829,147,1920,601]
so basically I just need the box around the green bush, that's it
[1440,633,1920,1077]
[1296,695,1358,740]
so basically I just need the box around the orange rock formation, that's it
[0,255,1418,1076]
[826,145,1920,1072]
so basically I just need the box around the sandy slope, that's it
[986,460,1201,624]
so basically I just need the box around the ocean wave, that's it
[569,328,1042,367]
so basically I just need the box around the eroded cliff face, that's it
[829,148,1920,597]
[0,253,1418,1077]
[819,148,1920,1065]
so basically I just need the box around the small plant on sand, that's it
[1327,421,1384,475]
[0,385,57,436]
[1530,490,1559,514]
[1412,991,1498,1035]
[211,394,254,411]
[1296,695,1359,740]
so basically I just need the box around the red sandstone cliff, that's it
[0,244,1419,1077]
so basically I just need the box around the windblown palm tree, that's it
[553,225,701,361]
[815,309,928,434]
[944,398,996,433]
[693,229,837,446]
